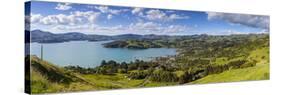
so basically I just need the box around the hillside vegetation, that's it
[27,56,98,93]
[27,34,269,93]
[192,47,269,84]
[27,56,177,93]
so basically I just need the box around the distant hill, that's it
[26,30,177,43]
[103,40,164,49]
[28,30,112,43]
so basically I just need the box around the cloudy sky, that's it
[25,1,269,35]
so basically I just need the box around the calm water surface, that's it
[29,41,177,67]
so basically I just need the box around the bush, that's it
[128,71,149,79]
[118,69,128,73]
[95,60,119,75]
[179,70,206,84]
[240,62,256,68]
[179,71,192,84]
[150,70,178,82]
[228,60,247,69]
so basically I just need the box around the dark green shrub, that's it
[150,70,178,82]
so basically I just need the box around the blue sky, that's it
[25,1,269,35]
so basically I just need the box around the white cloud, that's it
[132,7,144,16]
[55,3,72,11]
[111,25,124,30]
[50,21,191,35]
[202,29,269,35]
[142,9,189,21]
[29,13,43,23]
[71,11,100,18]
[165,25,190,33]
[52,24,94,31]
[51,24,125,33]
[130,22,159,29]
[128,21,191,34]
[227,29,268,35]
[29,9,190,34]
[88,13,101,23]
[107,14,113,20]
[169,14,189,19]
[145,10,166,20]
[38,14,73,25]
[94,6,129,15]
[207,12,269,29]
[30,11,101,26]
[94,6,109,13]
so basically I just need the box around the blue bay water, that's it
[29,41,176,67]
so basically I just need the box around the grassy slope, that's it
[29,56,175,93]
[30,67,65,93]
[191,63,269,84]
[191,47,269,84]
[82,74,143,89]
[29,47,270,93]
[29,56,97,93]
[81,73,177,89]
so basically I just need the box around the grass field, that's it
[191,63,269,84]
[29,56,178,93]
[191,47,269,84]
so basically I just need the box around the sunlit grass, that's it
[191,63,269,84]
[81,74,144,89]
[192,47,269,84]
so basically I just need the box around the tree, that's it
[150,70,178,82]
[120,62,128,73]
[128,71,149,79]
[101,60,107,66]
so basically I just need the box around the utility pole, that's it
[41,44,43,60]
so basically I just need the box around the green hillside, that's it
[28,56,176,93]
[191,63,269,84]
[28,56,97,93]
[191,47,269,84]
